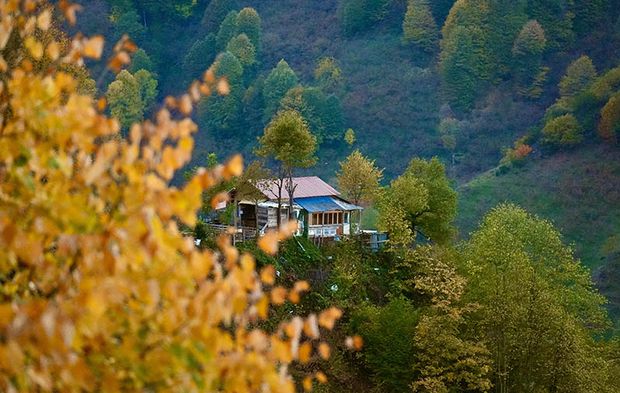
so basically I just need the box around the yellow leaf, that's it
[258,231,279,255]
[260,265,275,285]
[36,9,51,31]
[83,36,104,59]
[270,286,287,305]
[302,376,313,392]
[217,78,230,95]
[318,342,330,360]
[25,37,43,59]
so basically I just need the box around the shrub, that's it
[542,114,584,147]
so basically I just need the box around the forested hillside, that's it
[4,0,620,392]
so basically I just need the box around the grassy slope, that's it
[457,143,620,270]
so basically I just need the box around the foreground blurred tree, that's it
[462,204,613,392]
[559,55,597,98]
[402,0,439,52]
[257,110,317,223]
[0,3,337,390]
[263,59,299,121]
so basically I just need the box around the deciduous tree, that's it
[559,55,597,98]
[542,113,583,147]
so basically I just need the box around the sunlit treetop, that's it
[0,1,344,391]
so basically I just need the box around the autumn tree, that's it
[0,2,339,391]
[559,55,597,98]
[598,93,620,143]
[542,113,584,147]
[257,110,317,225]
[314,57,344,96]
[462,204,612,392]
[263,59,299,121]
[402,0,439,52]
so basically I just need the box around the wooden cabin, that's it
[217,176,363,240]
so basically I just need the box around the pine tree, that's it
[201,0,236,32]
[215,10,238,51]
[512,20,547,96]
[559,55,597,98]
[262,59,299,121]
[402,0,439,52]
[226,33,256,67]
[236,7,261,54]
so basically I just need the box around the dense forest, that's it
[2,0,620,391]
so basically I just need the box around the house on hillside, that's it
[216,176,363,240]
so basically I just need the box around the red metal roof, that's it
[256,176,340,200]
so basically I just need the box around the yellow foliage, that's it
[0,1,337,391]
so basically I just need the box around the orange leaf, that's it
[83,36,104,59]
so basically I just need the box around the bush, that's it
[542,114,584,147]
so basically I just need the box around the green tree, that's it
[344,128,356,145]
[314,57,344,96]
[351,298,420,393]
[215,10,238,50]
[280,86,344,143]
[559,55,597,98]
[257,110,317,224]
[134,69,158,112]
[111,7,145,44]
[379,158,457,245]
[226,33,256,67]
[197,52,244,136]
[542,113,584,147]
[526,0,574,49]
[236,7,261,54]
[598,93,620,143]
[512,20,546,94]
[182,34,217,81]
[337,150,383,207]
[437,117,460,164]
[129,48,155,74]
[106,70,145,131]
[402,0,439,52]
[462,204,612,392]
[341,0,392,35]
[201,0,236,32]
[262,59,299,121]
[440,24,490,112]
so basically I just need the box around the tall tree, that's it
[402,0,439,52]
[559,55,597,98]
[512,20,547,95]
[337,150,383,207]
[182,34,217,81]
[215,10,238,50]
[226,33,256,67]
[257,110,317,225]
[262,59,299,121]
[236,7,261,54]
[463,204,611,393]
[201,0,237,32]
